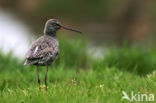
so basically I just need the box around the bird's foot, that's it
[40,85,48,91]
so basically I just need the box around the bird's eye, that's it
[52,23,58,26]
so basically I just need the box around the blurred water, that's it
[0,10,105,60]
[0,10,34,59]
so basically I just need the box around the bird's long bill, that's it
[61,26,82,34]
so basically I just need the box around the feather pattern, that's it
[24,35,59,66]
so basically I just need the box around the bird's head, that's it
[44,19,82,36]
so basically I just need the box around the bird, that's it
[24,19,82,90]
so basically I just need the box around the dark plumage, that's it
[24,19,82,90]
[24,35,59,66]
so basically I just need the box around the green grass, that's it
[103,46,156,76]
[0,37,156,103]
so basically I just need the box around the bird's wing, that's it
[31,47,58,59]
[26,36,43,59]
[26,36,59,59]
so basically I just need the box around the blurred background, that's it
[0,1,156,100]
[0,0,156,58]
[0,0,156,95]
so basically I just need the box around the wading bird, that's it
[24,19,82,90]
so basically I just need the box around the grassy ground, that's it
[0,37,155,103]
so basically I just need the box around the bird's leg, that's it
[36,65,41,89]
[45,65,48,91]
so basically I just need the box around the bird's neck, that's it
[44,28,57,37]
[44,31,56,37]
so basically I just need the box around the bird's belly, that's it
[38,55,58,66]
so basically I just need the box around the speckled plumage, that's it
[24,35,59,66]
[24,19,81,90]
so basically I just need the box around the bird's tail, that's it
[24,60,31,66]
